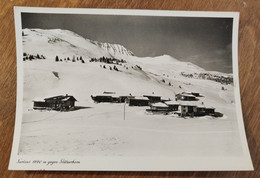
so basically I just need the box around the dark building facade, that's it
[33,95,77,111]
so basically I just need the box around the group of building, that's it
[91,91,217,117]
[32,91,217,117]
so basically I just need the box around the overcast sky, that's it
[22,13,233,73]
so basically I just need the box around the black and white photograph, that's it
[9,7,253,171]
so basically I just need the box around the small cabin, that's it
[182,91,201,97]
[176,93,197,101]
[191,92,200,97]
[33,94,77,111]
[146,102,169,113]
[179,101,197,117]
[33,98,50,110]
[205,107,215,115]
[129,96,149,106]
[179,100,216,117]
[180,105,197,117]
[194,105,206,116]
[150,102,169,111]
[91,94,113,103]
[143,95,161,103]
[164,100,179,111]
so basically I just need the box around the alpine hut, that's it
[128,96,149,106]
[164,100,179,111]
[33,94,77,111]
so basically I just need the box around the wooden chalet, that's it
[91,94,113,103]
[143,94,161,103]
[128,96,149,106]
[150,102,169,111]
[91,92,130,103]
[205,107,215,115]
[194,104,206,116]
[164,100,179,111]
[176,93,197,101]
[182,91,201,97]
[179,101,197,117]
[33,94,77,111]
[179,101,216,117]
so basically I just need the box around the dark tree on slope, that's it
[67,57,70,61]
[55,56,59,62]
[81,59,85,63]
[80,56,83,61]
[29,55,34,60]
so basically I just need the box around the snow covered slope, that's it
[19,28,241,157]
[22,28,234,103]
[22,28,134,60]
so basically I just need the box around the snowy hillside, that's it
[22,28,134,60]
[19,28,241,158]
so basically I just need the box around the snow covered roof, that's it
[204,105,215,109]
[143,94,161,98]
[196,104,206,108]
[44,95,77,101]
[180,93,196,97]
[183,91,199,94]
[132,96,149,100]
[32,97,45,102]
[178,101,199,106]
[61,96,75,101]
[103,91,116,94]
[151,102,169,107]
[94,93,113,96]
[164,100,179,105]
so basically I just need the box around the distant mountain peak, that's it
[91,41,134,57]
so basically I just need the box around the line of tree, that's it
[90,56,126,64]
[23,53,46,61]
[100,65,119,71]
[55,55,85,63]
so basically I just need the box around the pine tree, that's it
[29,55,34,60]
[55,56,59,62]
[72,56,76,62]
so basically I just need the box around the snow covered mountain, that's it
[22,28,134,60]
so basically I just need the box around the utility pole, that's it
[124,101,126,120]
